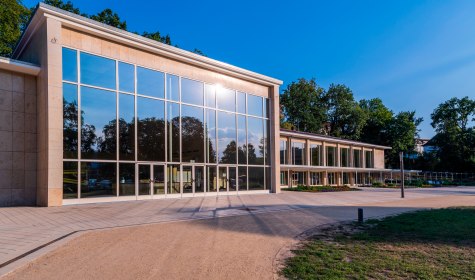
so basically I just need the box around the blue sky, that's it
[25,0,475,138]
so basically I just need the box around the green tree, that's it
[43,0,82,15]
[90,8,127,30]
[323,84,367,140]
[280,78,326,133]
[142,31,172,45]
[0,0,30,57]
[385,111,423,168]
[430,96,475,171]
[359,98,393,144]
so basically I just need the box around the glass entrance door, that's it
[218,166,236,193]
[182,165,205,195]
[138,164,165,197]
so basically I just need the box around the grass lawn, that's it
[282,207,475,280]
[282,185,360,192]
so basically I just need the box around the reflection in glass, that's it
[229,167,237,191]
[264,98,270,118]
[205,84,216,108]
[137,67,164,98]
[280,139,287,165]
[182,105,204,163]
[353,149,361,167]
[81,162,116,198]
[238,166,247,191]
[310,172,321,185]
[237,91,246,114]
[137,97,165,161]
[207,166,217,192]
[81,86,116,160]
[182,78,203,105]
[365,150,373,168]
[217,87,235,112]
[182,166,193,193]
[206,109,216,163]
[341,148,349,167]
[153,165,165,194]
[326,146,336,166]
[119,62,134,93]
[218,166,228,192]
[247,94,263,117]
[265,167,270,190]
[119,94,135,160]
[62,48,77,82]
[291,142,305,165]
[167,164,180,194]
[138,165,151,195]
[218,111,236,164]
[310,144,322,166]
[119,163,135,196]
[264,120,270,165]
[249,167,264,190]
[63,161,78,199]
[167,102,180,162]
[80,52,116,89]
[195,166,204,193]
[237,115,247,164]
[63,83,78,159]
[166,74,179,101]
[280,171,288,186]
[247,117,263,164]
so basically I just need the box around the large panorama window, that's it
[62,48,271,199]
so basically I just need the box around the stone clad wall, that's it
[0,69,37,206]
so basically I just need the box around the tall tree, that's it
[280,78,326,133]
[430,96,475,171]
[359,98,393,144]
[323,84,367,140]
[43,0,82,15]
[0,0,30,57]
[90,8,127,30]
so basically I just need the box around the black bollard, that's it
[358,208,364,223]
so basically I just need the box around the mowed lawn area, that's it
[282,207,475,280]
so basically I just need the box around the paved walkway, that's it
[0,187,474,279]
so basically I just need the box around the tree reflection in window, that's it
[182,105,204,163]
[137,97,165,161]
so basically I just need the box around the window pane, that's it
[326,146,336,166]
[63,83,78,159]
[137,67,164,98]
[62,48,77,82]
[80,52,116,89]
[167,164,180,194]
[264,120,270,165]
[205,84,216,108]
[182,78,203,105]
[206,109,216,163]
[247,117,264,165]
[167,102,180,162]
[280,140,287,165]
[237,115,247,164]
[119,163,135,196]
[217,87,235,112]
[217,111,236,164]
[341,148,349,167]
[119,94,135,160]
[310,144,321,166]
[81,162,116,198]
[292,142,305,165]
[81,86,116,160]
[249,167,264,190]
[264,98,270,118]
[247,94,263,117]
[137,97,165,161]
[265,167,270,190]
[280,171,288,186]
[63,161,78,199]
[207,166,217,192]
[354,150,361,167]
[182,105,204,163]
[238,166,247,191]
[237,91,246,114]
[153,165,165,194]
[119,62,134,93]
[166,74,179,101]
[365,150,373,168]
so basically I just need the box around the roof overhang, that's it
[280,130,392,150]
[14,3,283,87]
[0,56,40,76]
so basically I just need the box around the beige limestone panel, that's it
[0,110,12,131]
[374,149,385,169]
[0,151,12,170]
[25,170,37,188]
[0,89,12,111]
[0,170,12,188]
[12,111,25,132]
[25,93,37,113]
[12,91,25,112]
[25,76,36,95]
[12,170,25,189]
[48,188,63,206]
[25,113,37,133]
[0,131,12,151]
[12,132,25,152]
[12,74,24,93]
[0,70,12,91]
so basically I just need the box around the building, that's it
[0,4,390,207]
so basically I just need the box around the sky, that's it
[24,0,475,138]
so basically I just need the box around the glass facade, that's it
[280,139,287,164]
[354,149,362,168]
[62,48,271,199]
[365,150,374,168]
[291,141,305,165]
[340,148,349,167]
[310,144,322,166]
[326,146,336,167]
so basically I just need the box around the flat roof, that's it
[0,56,40,76]
[14,3,283,87]
[280,129,392,150]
